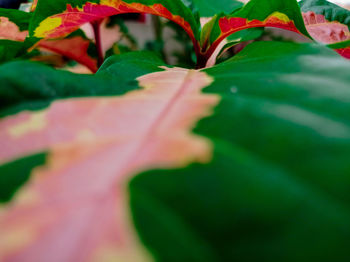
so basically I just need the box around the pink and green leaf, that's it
[0,7,31,32]
[0,8,98,71]
[0,62,219,262]
[30,0,201,52]
[302,11,349,43]
[0,8,30,42]
[0,16,28,42]
[0,8,32,62]
[300,0,350,59]
[300,0,350,30]
[1,42,350,261]
[198,0,310,66]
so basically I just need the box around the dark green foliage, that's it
[0,153,46,202]
[0,52,164,117]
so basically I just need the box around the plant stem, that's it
[91,19,104,68]
[153,16,163,42]
[195,54,208,69]
[152,16,167,63]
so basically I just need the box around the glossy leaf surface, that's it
[1,0,350,261]
[131,41,350,262]
[0,41,350,261]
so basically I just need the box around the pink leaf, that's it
[303,11,350,44]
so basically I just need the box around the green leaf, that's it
[190,0,243,17]
[0,153,46,202]
[0,51,165,117]
[190,0,245,55]
[130,41,350,262]
[0,40,26,63]
[216,28,265,60]
[232,0,308,34]
[328,39,350,49]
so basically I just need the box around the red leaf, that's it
[39,36,98,73]
[218,16,299,35]
[335,47,350,59]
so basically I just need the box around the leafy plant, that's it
[0,0,350,262]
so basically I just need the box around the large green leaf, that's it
[1,41,350,261]
[130,41,350,262]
